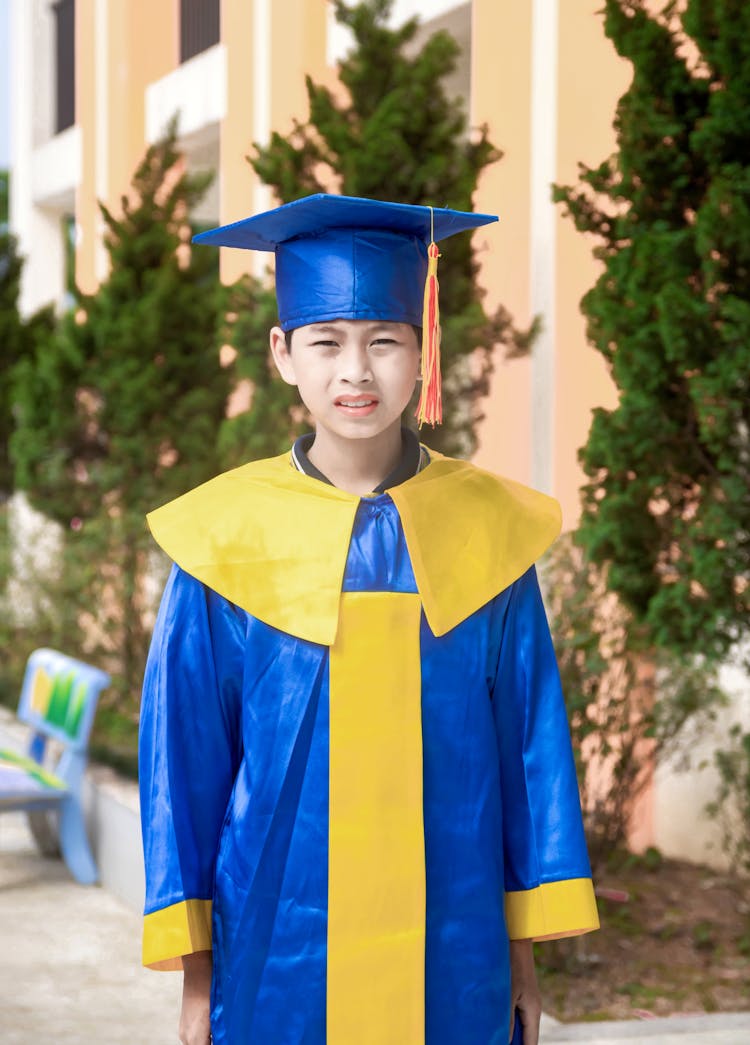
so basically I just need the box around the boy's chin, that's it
[316,414,403,442]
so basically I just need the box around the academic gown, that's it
[139,449,599,1045]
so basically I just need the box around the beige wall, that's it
[219,0,255,285]
[75,0,97,293]
[72,1,330,289]
[472,0,534,486]
[554,0,628,526]
[75,0,177,293]
[473,0,628,530]
[114,1,177,198]
[220,0,330,285]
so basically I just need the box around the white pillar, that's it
[529,0,559,494]
[10,0,70,315]
[10,0,36,314]
[94,0,110,283]
[252,0,272,276]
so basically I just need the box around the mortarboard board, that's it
[193,193,498,426]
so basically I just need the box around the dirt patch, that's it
[536,851,750,1022]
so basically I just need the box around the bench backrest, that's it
[17,648,110,756]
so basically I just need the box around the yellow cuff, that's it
[142,898,213,970]
[505,877,599,941]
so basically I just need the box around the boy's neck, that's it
[306,422,404,497]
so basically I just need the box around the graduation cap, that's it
[193,194,498,427]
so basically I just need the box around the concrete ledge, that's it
[31,124,81,209]
[543,1011,750,1043]
[145,43,226,145]
[84,765,144,912]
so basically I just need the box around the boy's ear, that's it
[269,326,298,386]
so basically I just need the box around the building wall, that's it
[75,0,100,292]
[472,0,535,488]
[472,0,626,529]
[76,0,178,292]
[10,0,76,314]
[219,0,330,284]
[554,1,626,525]
[652,648,750,869]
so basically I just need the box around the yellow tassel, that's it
[416,240,442,427]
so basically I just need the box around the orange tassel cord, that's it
[416,240,442,427]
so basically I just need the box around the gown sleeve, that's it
[139,564,245,970]
[491,565,599,941]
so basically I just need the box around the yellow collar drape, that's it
[147,450,562,645]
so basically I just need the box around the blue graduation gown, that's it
[139,451,598,1044]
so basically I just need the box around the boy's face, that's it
[270,319,421,442]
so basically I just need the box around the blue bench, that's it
[0,648,110,884]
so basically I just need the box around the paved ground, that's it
[541,1010,750,1043]
[0,813,181,1044]
[1,812,749,1044]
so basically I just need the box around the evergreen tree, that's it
[221,0,531,463]
[554,0,749,663]
[12,123,232,702]
[0,230,55,500]
[0,170,8,227]
[218,276,303,466]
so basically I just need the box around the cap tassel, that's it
[416,239,442,427]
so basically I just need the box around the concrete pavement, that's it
[541,1010,750,1043]
[1,811,749,1043]
[0,812,181,1044]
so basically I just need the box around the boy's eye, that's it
[311,339,339,348]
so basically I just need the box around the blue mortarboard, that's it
[193,193,498,425]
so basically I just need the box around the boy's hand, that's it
[509,939,541,1045]
[180,950,213,1045]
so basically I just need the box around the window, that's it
[180,0,221,63]
[52,0,76,133]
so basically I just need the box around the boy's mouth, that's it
[334,395,379,416]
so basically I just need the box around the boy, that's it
[139,194,599,1045]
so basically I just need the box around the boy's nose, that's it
[339,347,373,384]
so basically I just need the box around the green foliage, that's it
[0,170,8,227]
[10,121,230,710]
[218,275,304,468]
[692,919,717,952]
[0,505,12,705]
[0,232,55,499]
[1,233,27,498]
[0,503,80,706]
[629,845,663,872]
[232,0,532,459]
[0,506,142,781]
[554,0,750,663]
[544,534,723,868]
[13,125,230,527]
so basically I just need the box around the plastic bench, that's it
[0,648,110,884]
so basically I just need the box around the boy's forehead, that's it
[302,320,412,333]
